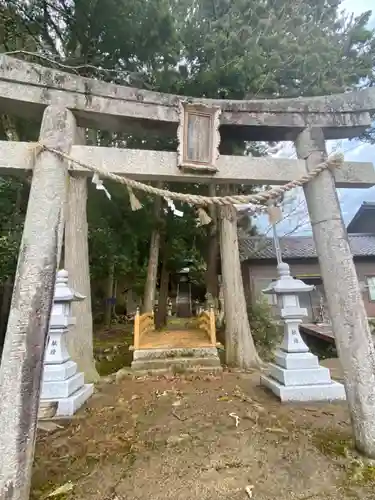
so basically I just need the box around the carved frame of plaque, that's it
[177,100,221,172]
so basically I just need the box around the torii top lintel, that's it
[0,55,374,142]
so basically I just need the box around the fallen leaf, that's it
[46,481,74,498]
[265,427,288,434]
[253,403,266,413]
[229,413,240,427]
[37,421,63,433]
[233,386,253,403]
[245,485,254,498]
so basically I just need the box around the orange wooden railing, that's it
[133,307,154,349]
[197,305,217,346]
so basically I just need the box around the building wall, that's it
[355,260,375,318]
[243,258,375,320]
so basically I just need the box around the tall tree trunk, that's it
[65,173,100,382]
[155,240,169,329]
[156,263,169,329]
[241,262,252,303]
[104,262,115,327]
[143,189,163,313]
[219,202,260,369]
[112,279,118,318]
[64,128,99,382]
[205,184,219,302]
[0,279,12,344]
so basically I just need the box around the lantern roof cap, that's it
[262,262,314,295]
[54,269,86,302]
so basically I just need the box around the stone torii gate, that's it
[1,54,375,496]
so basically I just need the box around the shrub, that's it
[247,299,282,360]
[369,318,375,335]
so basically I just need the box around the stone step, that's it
[132,356,221,372]
[132,365,223,377]
[133,346,219,362]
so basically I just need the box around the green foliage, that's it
[163,200,207,275]
[1,0,375,299]
[368,318,375,335]
[87,180,155,281]
[247,299,282,360]
[0,177,28,281]
[165,0,375,99]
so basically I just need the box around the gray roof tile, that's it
[239,234,375,261]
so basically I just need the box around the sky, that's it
[342,0,374,23]
[255,0,375,236]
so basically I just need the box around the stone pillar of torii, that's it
[1,55,375,495]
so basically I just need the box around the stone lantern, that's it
[260,262,345,402]
[40,269,93,417]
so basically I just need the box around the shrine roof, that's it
[239,234,375,262]
[347,202,375,234]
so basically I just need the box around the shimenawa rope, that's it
[35,143,344,210]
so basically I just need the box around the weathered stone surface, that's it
[1,141,373,187]
[38,402,58,420]
[100,374,116,384]
[131,356,221,371]
[0,55,373,140]
[131,346,222,375]
[295,127,375,458]
[115,368,134,383]
[0,106,76,499]
[132,347,219,361]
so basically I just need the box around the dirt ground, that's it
[32,361,375,500]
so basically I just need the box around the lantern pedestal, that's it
[260,372,345,402]
[41,384,94,417]
[40,270,93,417]
[260,263,346,402]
